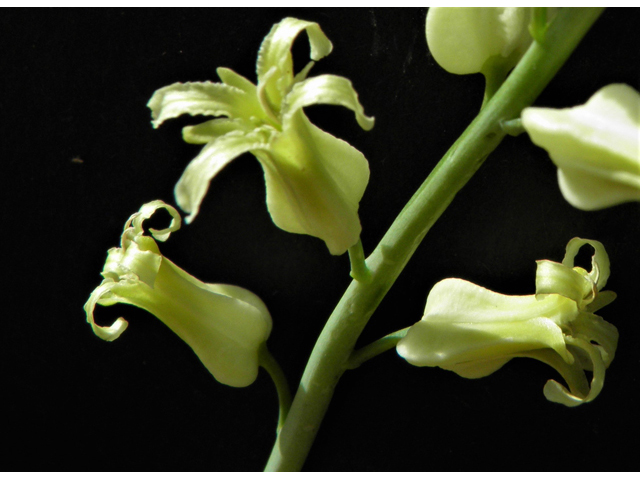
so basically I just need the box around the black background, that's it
[3,8,639,472]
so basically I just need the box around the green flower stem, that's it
[264,8,604,471]
[259,345,292,432]
[347,327,409,370]
[348,238,373,283]
[500,118,525,136]
[481,61,511,108]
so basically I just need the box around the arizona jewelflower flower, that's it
[84,201,272,388]
[522,83,640,210]
[148,17,374,255]
[397,238,618,406]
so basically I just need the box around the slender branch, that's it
[259,346,292,432]
[265,8,605,471]
[348,238,373,283]
[481,61,510,108]
[347,327,409,370]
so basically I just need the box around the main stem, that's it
[265,8,604,471]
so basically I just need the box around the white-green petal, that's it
[131,200,182,242]
[182,118,254,145]
[535,259,594,307]
[255,110,369,255]
[522,348,591,406]
[522,83,640,210]
[282,74,375,131]
[256,17,333,112]
[174,129,271,223]
[216,67,258,94]
[557,166,640,211]
[571,312,618,368]
[148,81,264,128]
[562,237,610,291]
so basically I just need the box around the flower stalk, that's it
[264,8,604,471]
[259,346,292,432]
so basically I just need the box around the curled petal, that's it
[562,237,610,291]
[148,81,265,128]
[544,336,606,406]
[182,118,254,145]
[519,349,590,407]
[131,200,182,242]
[84,281,129,341]
[174,129,271,223]
[571,312,619,368]
[282,74,375,131]
[256,17,333,111]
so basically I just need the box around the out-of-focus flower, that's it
[148,17,374,255]
[84,200,272,388]
[523,83,640,210]
[397,238,618,406]
[426,7,535,77]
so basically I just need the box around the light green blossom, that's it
[397,238,618,406]
[426,7,535,77]
[522,83,640,210]
[148,17,374,255]
[84,200,272,388]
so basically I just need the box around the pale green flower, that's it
[84,200,272,388]
[397,238,618,406]
[426,7,535,77]
[148,17,374,255]
[522,83,640,210]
